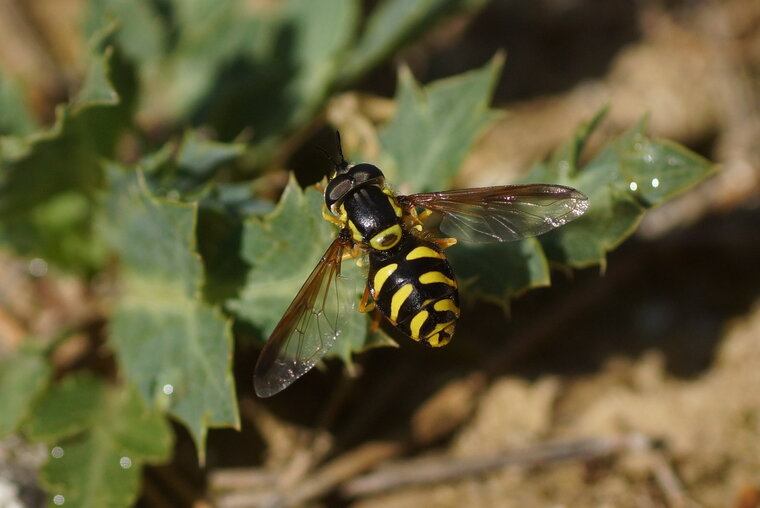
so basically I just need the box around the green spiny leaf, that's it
[385,107,712,303]
[148,130,246,197]
[0,342,51,438]
[102,165,238,459]
[337,0,489,87]
[0,24,135,271]
[448,238,550,304]
[85,0,166,66]
[24,374,106,441]
[25,375,173,508]
[203,0,359,144]
[380,54,503,192]
[176,131,245,182]
[0,71,37,136]
[532,113,715,268]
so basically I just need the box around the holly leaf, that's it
[201,0,359,145]
[380,54,503,192]
[85,0,166,66]
[0,342,51,438]
[24,375,172,508]
[337,0,490,87]
[448,109,714,301]
[102,165,239,459]
[0,71,37,136]
[448,238,551,303]
[147,130,246,197]
[0,24,135,271]
[89,0,358,147]
[531,114,715,268]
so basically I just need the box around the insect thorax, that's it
[340,186,404,250]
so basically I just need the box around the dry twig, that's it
[340,433,646,498]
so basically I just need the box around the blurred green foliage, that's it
[0,1,712,506]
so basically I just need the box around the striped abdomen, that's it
[368,233,460,347]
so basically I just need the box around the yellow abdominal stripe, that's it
[406,246,443,260]
[409,310,429,340]
[434,298,460,316]
[418,271,456,287]
[410,299,460,341]
[373,263,398,296]
[390,283,413,322]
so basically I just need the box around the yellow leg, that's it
[404,206,421,224]
[341,243,363,261]
[418,209,432,221]
[359,286,383,332]
[431,237,458,250]
[403,206,434,232]
[314,177,328,193]
[322,204,345,227]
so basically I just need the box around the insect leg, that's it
[402,205,434,232]
[322,204,345,227]
[340,243,362,261]
[314,176,330,193]
[369,309,383,333]
[431,237,458,250]
[358,285,376,313]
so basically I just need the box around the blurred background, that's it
[1,0,759,506]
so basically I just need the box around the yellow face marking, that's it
[373,263,398,296]
[409,310,429,340]
[369,224,402,250]
[419,271,456,287]
[406,246,443,260]
[434,298,460,316]
[347,220,363,242]
[390,283,413,323]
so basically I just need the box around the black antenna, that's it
[333,131,349,174]
[316,131,349,175]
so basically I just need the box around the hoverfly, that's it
[254,133,588,397]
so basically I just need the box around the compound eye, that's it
[325,175,353,208]
[351,163,384,185]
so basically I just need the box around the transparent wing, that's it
[254,236,354,397]
[401,184,589,243]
